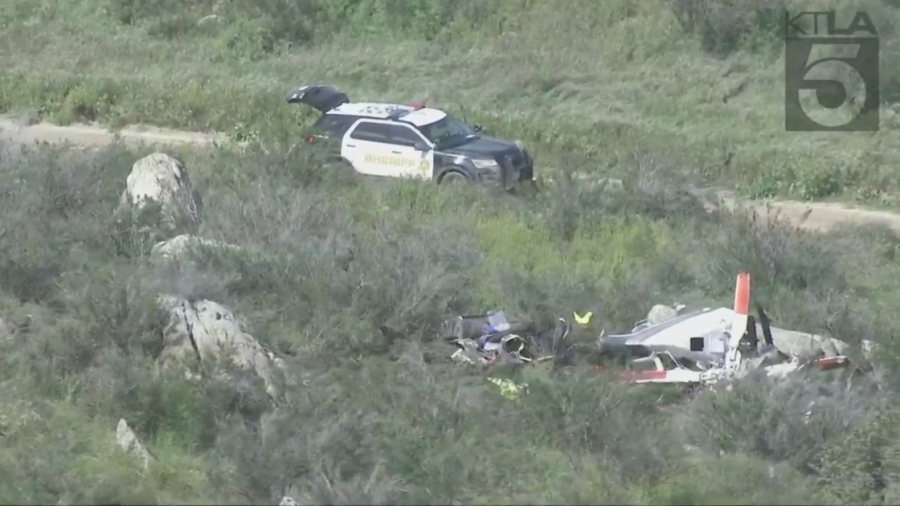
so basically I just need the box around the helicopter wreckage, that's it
[439,272,877,389]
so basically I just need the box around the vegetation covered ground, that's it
[3,0,900,504]
[3,0,900,201]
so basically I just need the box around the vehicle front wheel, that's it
[439,170,469,185]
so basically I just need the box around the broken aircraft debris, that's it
[600,272,865,387]
[441,311,557,367]
[440,271,875,391]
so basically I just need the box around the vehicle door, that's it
[309,114,355,159]
[341,120,396,177]
[385,124,435,180]
[286,84,350,113]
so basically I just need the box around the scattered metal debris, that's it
[441,311,559,367]
[442,271,877,393]
[599,272,865,388]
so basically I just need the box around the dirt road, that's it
[3,116,899,234]
[0,117,227,147]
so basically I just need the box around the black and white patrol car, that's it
[286,85,534,190]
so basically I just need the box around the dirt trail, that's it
[0,117,227,147]
[3,116,900,234]
[714,191,900,234]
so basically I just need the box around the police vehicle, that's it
[286,85,534,190]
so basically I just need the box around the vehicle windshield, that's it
[419,115,477,148]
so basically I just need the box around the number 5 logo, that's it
[785,37,879,131]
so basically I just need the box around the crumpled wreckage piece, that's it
[442,309,596,370]
[634,301,862,363]
[451,334,536,366]
[441,310,532,342]
[444,311,547,366]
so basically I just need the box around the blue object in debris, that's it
[478,312,511,350]
[488,312,511,332]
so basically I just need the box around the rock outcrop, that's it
[862,339,878,360]
[767,328,850,360]
[115,418,153,470]
[117,152,202,238]
[150,234,241,264]
[158,296,281,398]
[647,304,679,325]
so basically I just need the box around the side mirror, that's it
[473,123,483,132]
[414,141,430,151]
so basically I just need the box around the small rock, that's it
[279,497,298,506]
[647,304,678,325]
[862,339,878,360]
[150,233,240,263]
[115,418,153,469]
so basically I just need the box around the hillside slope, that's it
[4,1,900,504]
[3,0,900,202]
[5,115,900,234]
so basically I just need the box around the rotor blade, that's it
[756,303,774,347]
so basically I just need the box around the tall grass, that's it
[1,138,900,502]
[4,1,900,502]
[2,0,900,201]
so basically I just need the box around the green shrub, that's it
[5,6,900,495]
[670,0,784,56]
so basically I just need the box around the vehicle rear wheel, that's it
[440,170,469,185]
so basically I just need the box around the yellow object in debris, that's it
[574,311,593,327]
[487,377,526,400]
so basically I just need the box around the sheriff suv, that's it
[286,85,534,190]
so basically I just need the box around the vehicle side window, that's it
[629,357,658,372]
[657,353,677,370]
[313,115,354,136]
[349,121,390,143]
[387,125,425,147]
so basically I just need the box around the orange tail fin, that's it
[726,272,752,369]
[733,272,751,317]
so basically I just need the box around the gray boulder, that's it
[150,233,241,264]
[115,418,154,470]
[157,296,282,398]
[117,153,202,239]
[647,304,679,325]
[767,327,850,360]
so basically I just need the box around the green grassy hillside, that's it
[4,1,900,503]
[2,134,900,504]
[3,0,900,201]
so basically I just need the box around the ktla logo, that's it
[784,10,880,131]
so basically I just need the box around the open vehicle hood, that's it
[286,85,350,113]
[443,135,520,157]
